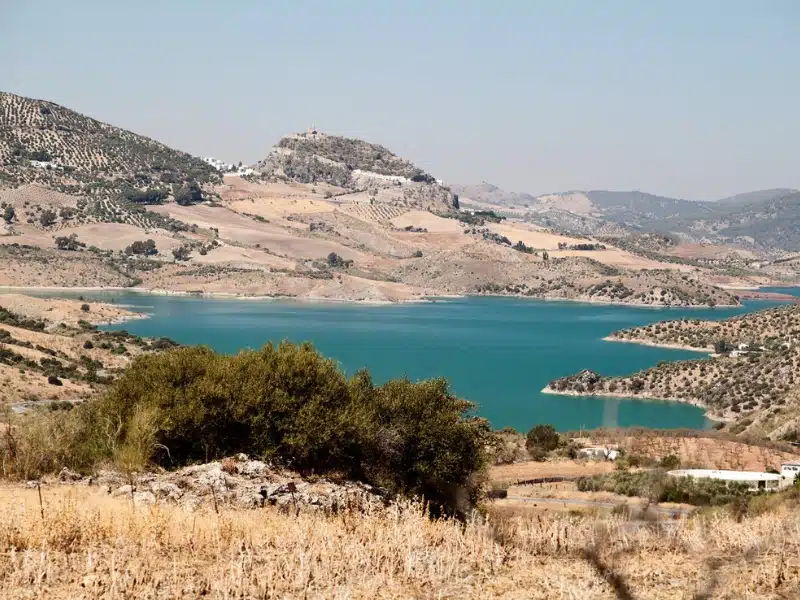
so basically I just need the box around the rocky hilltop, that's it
[258,131,456,210]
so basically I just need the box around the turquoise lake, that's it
[49,291,788,433]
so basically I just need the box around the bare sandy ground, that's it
[6,223,183,254]
[486,222,590,249]
[587,433,800,472]
[0,296,153,405]
[0,293,138,326]
[139,265,425,303]
[668,243,758,260]
[0,184,79,210]
[0,177,779,304]
[486,221,697,271]
[390,210,463,233]
[216,176,343,203]
[552,247,696,271]
[151,204,363,261]
[0,321,135,371]
[490,459,617,484]
[191,244,298,270]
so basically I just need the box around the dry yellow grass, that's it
[0,484,798,599]
[490,459,617,485]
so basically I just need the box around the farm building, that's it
[781,461,800,481]
[667,469,786,491]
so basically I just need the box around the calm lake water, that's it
[761,286,800,298]
[42,292,785,433]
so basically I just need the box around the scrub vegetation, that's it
[3,342,489,517]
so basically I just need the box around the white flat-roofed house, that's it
[781,461,800,483]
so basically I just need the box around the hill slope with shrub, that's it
[0,91,219,197]
[546,303,800,439]
[7,341,489,516]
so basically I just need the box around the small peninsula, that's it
[545,303,800,439]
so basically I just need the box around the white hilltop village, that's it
[202,156,257,176]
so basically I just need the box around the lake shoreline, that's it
[0,285,453,306]
[477,292,740,309]
[1,285,750,310]
[35,293,752,431]
[540,385,727,424]
[601,336,711,353]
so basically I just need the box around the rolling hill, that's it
[0,91,787,303]
[717,188,798,206]
[455,183,800,253]
[258,131,456,210]
[0,91,220,197]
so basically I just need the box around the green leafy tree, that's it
[2,206,14,224]
[125,239,157,256]
[172,245,191,261]
[526,424,560,454]
[174,181,203,206]
[40,209,57,227]
[74,341,488,516]
[714,339,734,355]
[55,233,85,251]
[58,207,76,220]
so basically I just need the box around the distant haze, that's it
[2,1,798,199]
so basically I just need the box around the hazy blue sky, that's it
[2,1,798,199]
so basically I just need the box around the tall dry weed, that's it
[0,486,798,599]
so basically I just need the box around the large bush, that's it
[526,424,560,454]
[18,342,488,515]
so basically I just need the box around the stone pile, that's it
[46,455,388,512]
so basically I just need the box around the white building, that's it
[781,461,800,482]
[667,468,785,491]
[202,156,233,171]
[578,447,619,461]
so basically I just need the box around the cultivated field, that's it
[0,483,797,599]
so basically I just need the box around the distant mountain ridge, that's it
[717,189,799,205]
[454,182,800,252]
[450,182,537,207]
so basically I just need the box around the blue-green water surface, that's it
[59,293,785,433]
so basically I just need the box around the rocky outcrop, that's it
[37,455,388,512]
[257,131,456,210]
[547,369,607,394]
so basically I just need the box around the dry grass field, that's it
[490,459,618,485]
[0,483,798,599]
